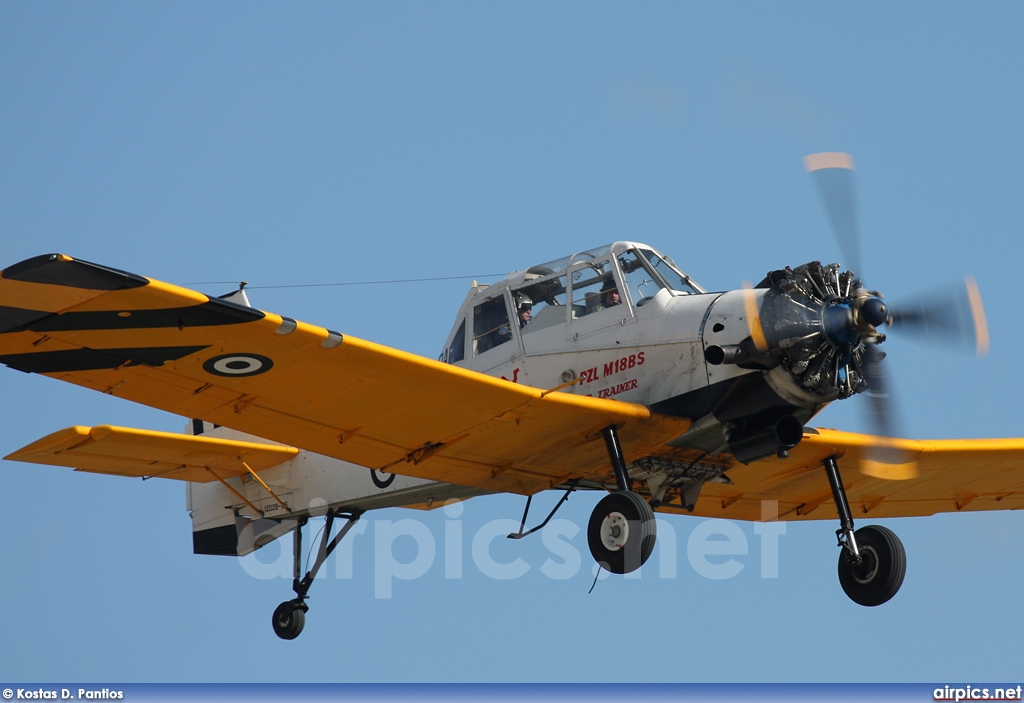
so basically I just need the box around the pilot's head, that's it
[601,280,620,306]
[514,292,533,327]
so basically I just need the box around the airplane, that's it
[0,153,1016,641]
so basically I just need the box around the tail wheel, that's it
[272,599,308,640]
[587,491,657,575]
[838,525,906,606]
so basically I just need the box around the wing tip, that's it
[2,253,148,291]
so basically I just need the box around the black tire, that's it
[588,491,657,575]
[272,600,307,640]
[838,525,906,606]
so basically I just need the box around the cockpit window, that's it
[441,318,466,364]
[570,261,622,317]
[473,295,512,354]
[514,271,568,334]
[637,248,703,294]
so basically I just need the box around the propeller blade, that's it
[888,276,990,356]
[798,152,985,479]
[741,281,768,352]
[859,450,919,481]
[858,344,919,480]
[804,152,861,276]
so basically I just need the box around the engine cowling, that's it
[698,261,889,463]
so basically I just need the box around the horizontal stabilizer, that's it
[5,425,298,482]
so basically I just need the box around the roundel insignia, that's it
[203,353,274,377]
[371,469,396,489]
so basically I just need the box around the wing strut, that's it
[507,478,582,540]
[242,461,292,514]
[202,463,293,518]
[204,468,264,517]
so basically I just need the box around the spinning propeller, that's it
[806,152,987,353]
[747,153,988,479]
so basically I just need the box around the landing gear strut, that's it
[822,455,906,606]
[587,426,657,575]
[272,508,363,640]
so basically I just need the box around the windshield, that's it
[617,250,661,306]
[637,248,704,294]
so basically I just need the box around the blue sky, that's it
[1,2,1022,683]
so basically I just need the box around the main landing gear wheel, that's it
[272,599,308,640]
[838,525,906,607]
[588,491,657,575]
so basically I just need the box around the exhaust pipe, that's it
[704,341,779,369]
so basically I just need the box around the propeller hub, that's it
[860,296,889,328]
[822,302,858,348]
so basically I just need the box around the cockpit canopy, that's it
[441,242,704,365]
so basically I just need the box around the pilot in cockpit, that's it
[594,279,621,311]
[514,292,533,328]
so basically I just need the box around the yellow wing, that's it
[0,254,690,496]
[653,427,1024,521]
[5,254,1024,518]
[5,424,298,482]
